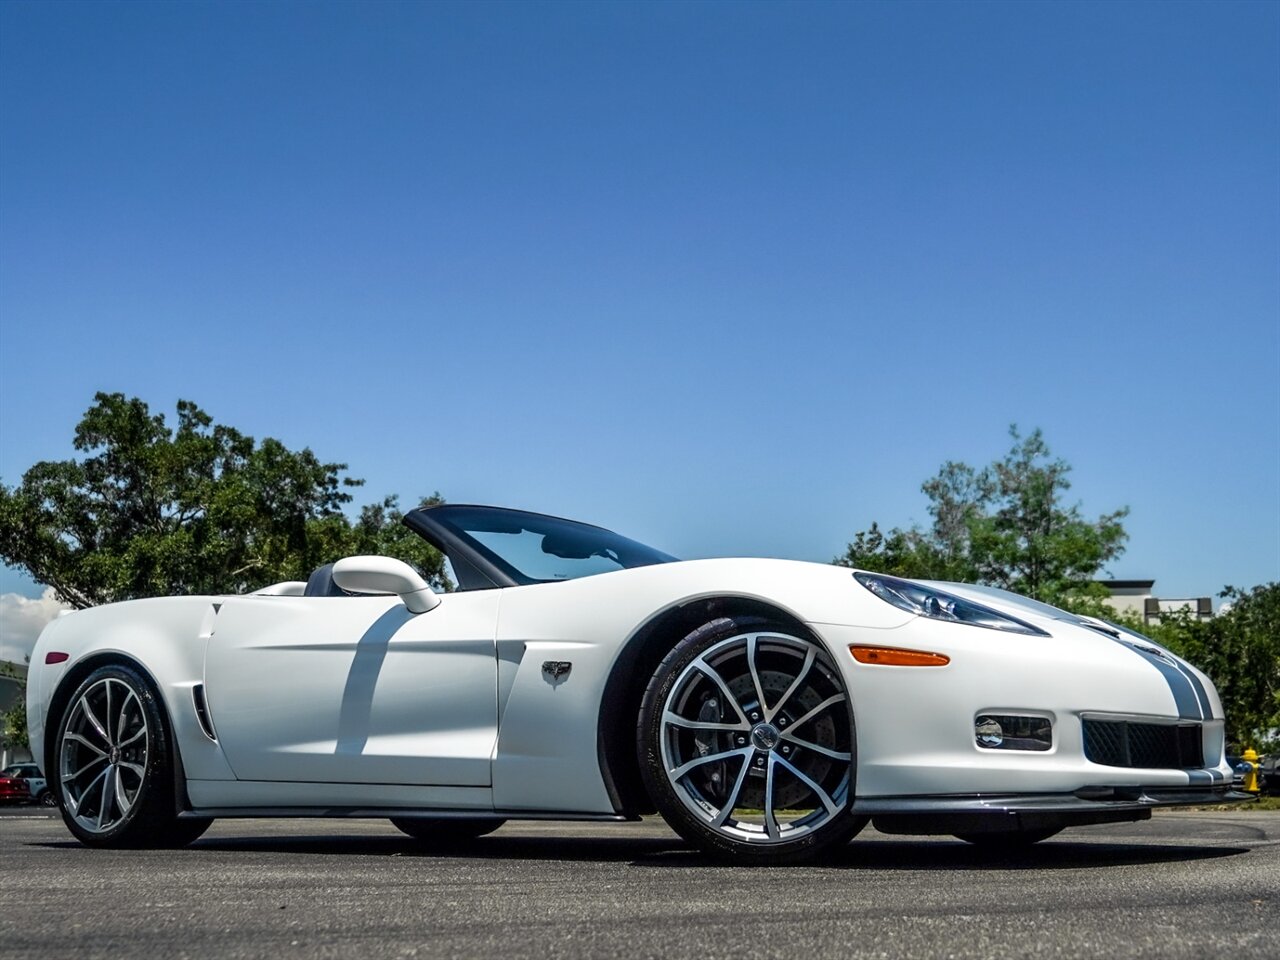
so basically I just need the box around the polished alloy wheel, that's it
[659,631,852,845]
[59,677,149,834]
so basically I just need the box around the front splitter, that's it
[855,785,1254,835]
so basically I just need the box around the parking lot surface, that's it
[1,808,1276,959]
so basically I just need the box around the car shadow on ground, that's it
[34,832,1251,870]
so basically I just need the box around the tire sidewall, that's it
[637,616,864,863]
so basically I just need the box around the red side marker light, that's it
[45,652,69,665]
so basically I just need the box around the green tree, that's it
[836,426,1128,607]
[0,393,448,605]
[1132,583,1280,750]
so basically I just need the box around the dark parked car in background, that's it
[1261,754,1279,795]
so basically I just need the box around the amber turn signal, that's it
[849,645,950,667]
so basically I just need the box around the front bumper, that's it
[857,785,1254,835]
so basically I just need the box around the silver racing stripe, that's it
[1115,640,1204,720]
[1168,658,1213,718]
[1074,617,1208,721]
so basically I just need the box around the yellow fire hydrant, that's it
[1240,748,1262,794]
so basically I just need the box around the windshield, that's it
[429,506,676,584]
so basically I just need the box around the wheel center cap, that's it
[750,722,781,751]
[109,747,120,764]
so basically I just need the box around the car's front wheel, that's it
[36,790,56,808]
[54,664,211,848]
[638,617,866,864]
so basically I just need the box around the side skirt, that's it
[180,808,635,822]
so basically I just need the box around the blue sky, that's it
[1,0,1277,610]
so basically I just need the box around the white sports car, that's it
[27,504,1246,862]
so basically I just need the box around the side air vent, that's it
[192,684,217,741]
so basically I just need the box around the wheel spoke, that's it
[746,634,768,718]
[62,755,107,782]
[79,695,111,746]
[103,681,114,747]
[669,746,754,781]
[775,753,843,816]
[762,754,781,840]
[779,731,851,761]
[788,693,846,732]
[113,766,133,817]
[692,660,750,726]
[63,731,107,757]
[769,646,815,721]
[118,760,146,779]
[663,710,749,733]
[117,726,146,748]
[116,687,138,745]
[71,765,110,818]
[711,755,754,827]
[97,766,118,830]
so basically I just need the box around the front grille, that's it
[1082,719,1203,769]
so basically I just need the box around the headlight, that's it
[854,572,1049,637]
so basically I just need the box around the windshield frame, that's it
[402,504,676,589]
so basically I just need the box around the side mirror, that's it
[331,556,441,614]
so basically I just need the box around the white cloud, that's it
[0,589,71,664]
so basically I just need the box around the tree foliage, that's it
[1128,583,1280,750]
[0,661,26,752]
[0,393,448,607]
[835,426,1128,607]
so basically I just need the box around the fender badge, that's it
[542,660,572,683]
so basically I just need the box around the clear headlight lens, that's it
[854,572,1049,637]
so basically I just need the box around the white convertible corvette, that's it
[28,504,1245,862]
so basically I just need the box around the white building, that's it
[1097,579,1213,625]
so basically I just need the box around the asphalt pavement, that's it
[0,807,1276,959]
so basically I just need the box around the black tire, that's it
[638,617,866,864]
[52,663,212,848]
[390,817,506,844]
[955,828,1061,849]
[37,790,57,808]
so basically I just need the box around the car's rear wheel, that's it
[954,827,1061,849]
[638,617,866,864]
[389,817,506,844]
[54,664,211,848]
[37,790,56,807]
